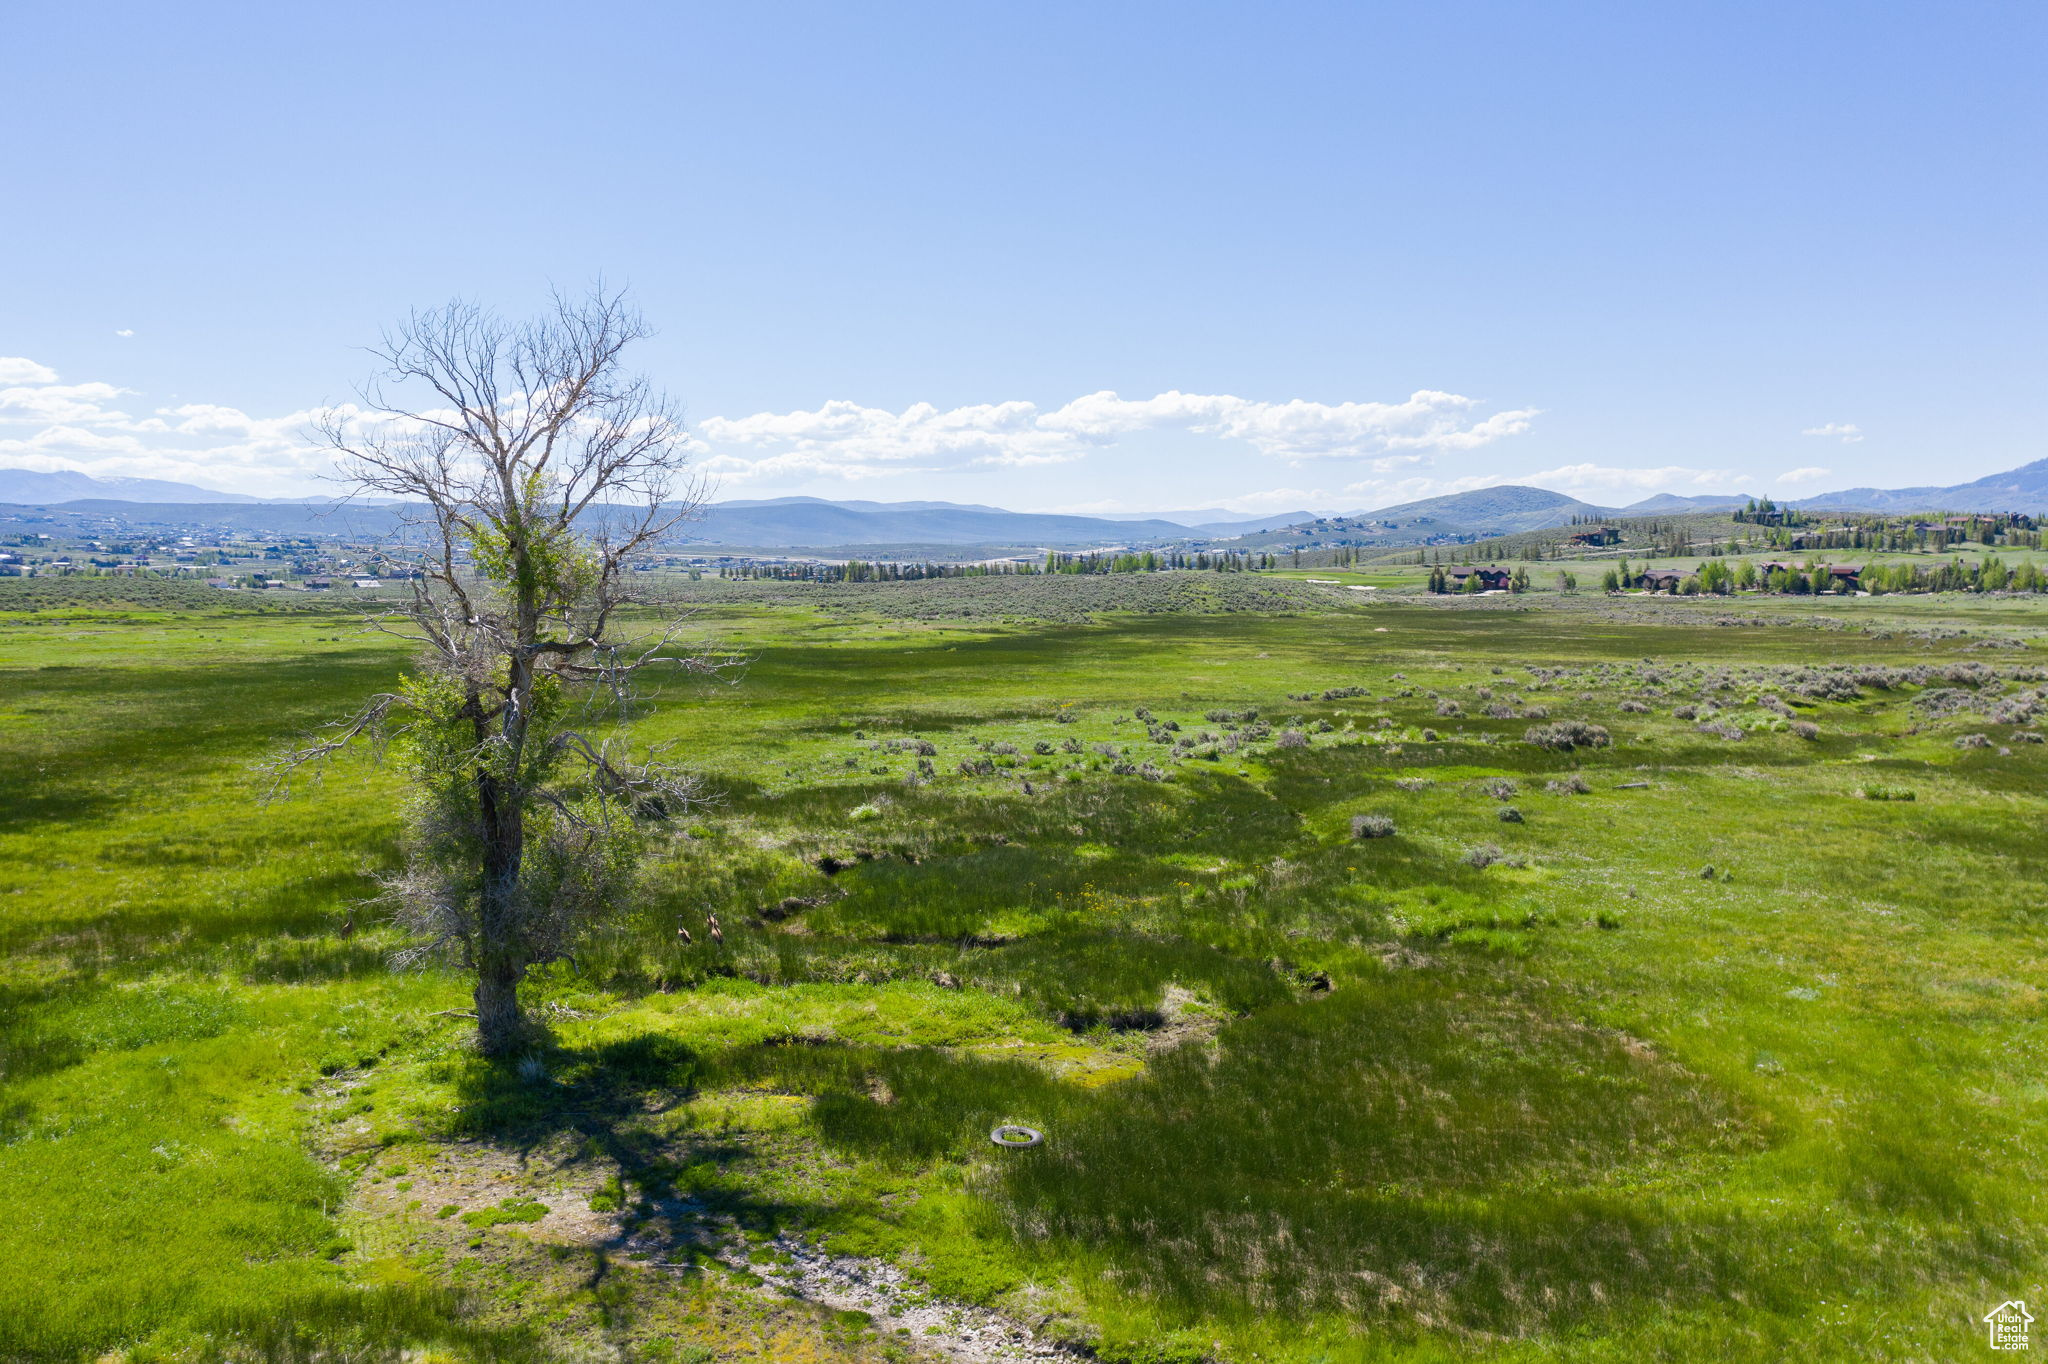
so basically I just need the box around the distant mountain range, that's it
[1787,457,2048,514]
[680,496,1299,546]
[0,467,272,505]
[5,458,2046,549]
[0,478,1299,550]
[1619,493,1753,513]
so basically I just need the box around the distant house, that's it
[1637,569,1683,591]
[305,577,332,590]
[1567,526,1620,546]
[1445,565,1513,590]
[1757,561,1858,589]
[351,577,381,589]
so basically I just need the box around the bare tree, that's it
[275,289,724,1057]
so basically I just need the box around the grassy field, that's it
[3,575,2047,1362]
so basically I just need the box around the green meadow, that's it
[3,576,2046,1362]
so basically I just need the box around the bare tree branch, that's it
[295,287,727,1057]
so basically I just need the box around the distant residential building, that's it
[1445,565,1513,590]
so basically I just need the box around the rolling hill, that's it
[1621,493,1754,513]
[1347,485,1607,533]
[0,468,267,505]
[1792,457,2048,513]
[1225,486,1611,550]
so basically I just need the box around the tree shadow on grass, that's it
[444,1033,833,1273]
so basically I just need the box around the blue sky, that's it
[3,1,2043,512]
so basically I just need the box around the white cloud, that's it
[0,357,60,385]
[0,357,352,495]
[0,381,136,425]
[1777,466,1833,485]
[115,329,135,338]
[2,364,1552,505]
[1802,422,1863,444]
[696,388,1539,484]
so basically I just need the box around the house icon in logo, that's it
[1985,1300,2034,1350]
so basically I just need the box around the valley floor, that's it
[3,577,2045,1362]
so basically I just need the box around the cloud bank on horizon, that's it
[1,354,1839,511]
[697,389,1540,475]
[0,358,344,495]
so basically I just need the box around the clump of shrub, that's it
[1463,843,1505,869]
[1033,740,1054,755]
[1696,721,1745,741]
[1435,699,1462,717]
[1350,813,1396,839]
[1274,729,1310,749]
[1859,786,1916,801]
[1790,671,1861,702]
[1545,774,1592,795]
[1497,806,1524,824]
[1790,721,1820,741]
[1619,700,1651,714]
[1482,778,1518,801]
[1394,777,1431,792]
[1524,720,1611,751]
[1954,733,1992,749]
